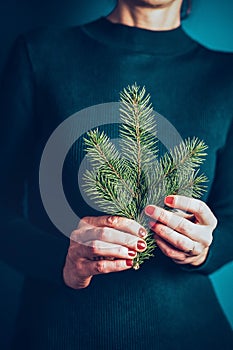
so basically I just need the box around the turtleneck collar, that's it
[81,17,198,56]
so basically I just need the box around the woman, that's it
[0,0,232,349]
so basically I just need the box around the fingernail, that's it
[138,228,147,238]
[137,240,147,250]
[126,260,133,267]
[165,196,174,205]
[145,206,155,216]
[128,250,137,257]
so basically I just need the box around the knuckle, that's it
[163,246,173,257]
[163,246,185,260]
[169,215,180,228]
[124,220,133,233]
[174,255,186,262]
[115,260,124,270]
[195,244,203,255]
[180,255,187,261]
[106,215,119,226]
[95,261,106,274]
[70,230,79,242]
[122,234,135,248]
[75,260,84,273]
[178,219,191,235]
[89,242,98,255]
[158,209,167,222]
[176,237,186,250]
[81,216,91,225]
[201,228,213,247]
[116,245,123,255]
[67,249,76,262]
[125,218,138,232]
[198,201,207,215]
[159,225,172,238]
[169,250,178,259]
[205,233,213,247]
[209,234,213,245]
[68,244,82,261]
[213,217,218,229]
[158,224,166,235]
[97,227,107,241]
[206,235,213,247]
[122,235,129,246]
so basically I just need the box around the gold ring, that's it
[187,242,195,255]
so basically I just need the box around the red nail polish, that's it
[137,240,146,250]
[165,196,174,205]
[128,250,136,257]
[145,206,155,215]
[138,228,147,238]
[126,259,133,266]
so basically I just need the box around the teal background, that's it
[183,1,233,330]
[0,1,232,349]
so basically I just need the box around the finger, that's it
[172,257,199,265]
[79,216,147,238]
[155,236,199,265]
[84,240,138,260]
[169,208,196,222]
[71,227,147,252]
[154,236,188,261]
[79,258,133,276]
[164,195,217,227]
[172,247,210,265]
[146,205,212,246]
[145,205,197,240]
[150,222,202,255]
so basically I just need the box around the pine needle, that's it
[82,84,208,269]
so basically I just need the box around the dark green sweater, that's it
[0,17,232,349]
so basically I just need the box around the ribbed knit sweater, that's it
[0,17,233,349]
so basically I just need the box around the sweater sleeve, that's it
[0,36,70,285]
[184,118,233,275]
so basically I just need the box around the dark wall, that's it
[0,0,115,74]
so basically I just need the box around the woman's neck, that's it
[107,0,183,31]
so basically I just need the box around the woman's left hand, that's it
[145,195,217,266]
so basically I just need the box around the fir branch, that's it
[162,137,208,177]
[119,84,158,174]
[82,84,208,270]
[84,129,136,198]
[119,84,158,214]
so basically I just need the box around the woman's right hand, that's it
[63,215,147,289]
